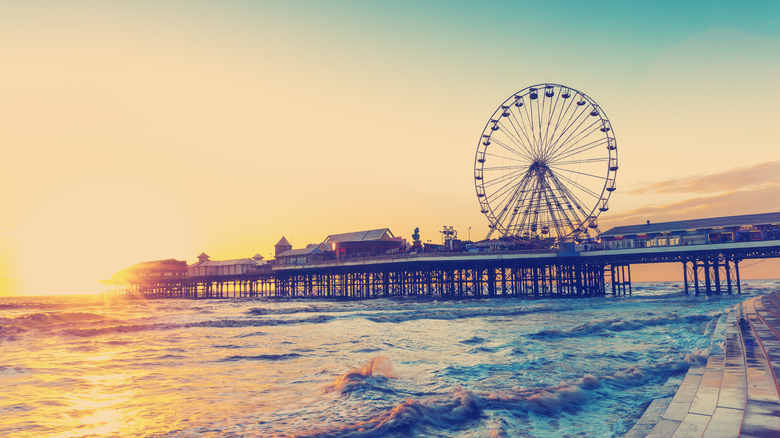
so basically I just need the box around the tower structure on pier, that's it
[275,237,292,256]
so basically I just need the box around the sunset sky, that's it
[2,1,780,295]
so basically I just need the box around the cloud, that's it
[600,184,780,230]
[628,161,780,195]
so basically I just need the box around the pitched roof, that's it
[276,246,322,258]
[599,212,780,238]
[188,258,257,268]
[276,236,292,247]
[127,259,187,270]
[323,228,394,243]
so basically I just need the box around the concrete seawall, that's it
[626,291,780,437]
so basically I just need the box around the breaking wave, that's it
[0,312,106,328]
[246,306,332,316]
[296,352,705,437]
[324,355,396,394]
[220,353,302,362]
[365,305,560,323]
[529,313,718,339]
[58,315,336,337]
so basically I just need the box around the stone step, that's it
[639,292,780,438]
[647,312,739,437]
[738,297,780,437]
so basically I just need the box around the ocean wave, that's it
[60,315,336,338]
[365,305,558,324]
[0,325,27,337]
[484,353,703,409]
[293,385,482,438]
[220,353,302,362]
[234,331,268,338]
[246,306,329,316]
[61,323,168,337]
[324,356,396,394]
[0,301,77,311]
[0,366,33,377]
[189,315,335,328]
[529,313,718,339]
[459,336,487,345]
[296,353,701,437]
[0,312,106,328]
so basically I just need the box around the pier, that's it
[101,234,780,300]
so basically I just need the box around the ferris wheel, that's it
[474,84,617,242]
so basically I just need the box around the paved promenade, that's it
[626,291,780,437]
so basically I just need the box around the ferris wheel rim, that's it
[474,83,618,242]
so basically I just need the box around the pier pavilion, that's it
[597,212,780,295]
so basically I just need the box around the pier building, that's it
[274,237,292,256]
[187,253,265,277]
[595,212,780,296]
[598,212,780,250]
[106,258,187,283]
[275,244,325,265]
[100,258,188,297]
[323,228,406,260]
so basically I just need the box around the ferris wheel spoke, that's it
[549,157,609,166]
[497,174,536,231]
[483,170,530,192]
[548,164,608,181]
[541,91,567,154]
[482,167,528,190]
[539,91,550,148]
[549,119,604,160]
[492,174,535,231]
[543,97,579,158]
[497,122,537,162]
[527,95,546,152]
[486,177,534,213]
[550,170,602,202]
[545,101,600,151]
[489,135,534,162]
[553,174,602,203]
[508,174,540,227]
[517,98,540,152]
[545,175,589,226]
[541,184,575,238]
[535,92,546,149]
[483,151,532,164]
[550,178,589,224]
[531,180,546,231]
[507,104,537,151]
[505,114,539,160]
[483,164,528,172]
[542,100,593,160]
[489,174,535,210]
[553,137,610,163]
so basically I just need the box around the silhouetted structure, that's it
[101,213,780,300]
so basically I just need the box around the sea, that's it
[2,280,779,438]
